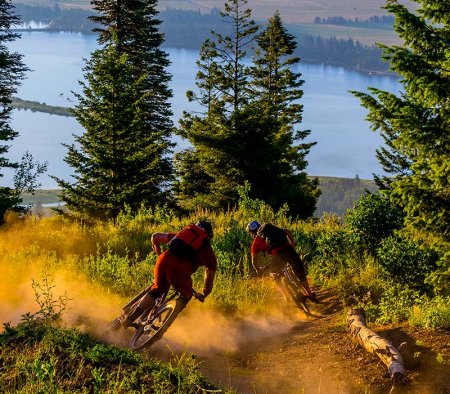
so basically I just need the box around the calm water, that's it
[4,31,401,189]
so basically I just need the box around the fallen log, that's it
[347,308,407,384]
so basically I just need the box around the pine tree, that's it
[175,0,258,210]
[248,11,320,217]
[352,0,449,245]
[176,6,319,217]
[56,0,174,219]
[0,0,28,221]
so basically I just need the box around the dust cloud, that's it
[1,256,297,357]
[0,258,124,334]
[153,305,295,357]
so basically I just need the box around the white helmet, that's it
[246,220,260,233]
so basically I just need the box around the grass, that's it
[0,319,221,393]
[287,23,401,46]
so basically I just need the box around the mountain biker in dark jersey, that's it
[119,221,217,328]
[246,220,318,303]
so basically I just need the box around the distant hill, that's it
[22,176,378,218]
[314,175,378,217]
[12,0,394,22]
[13,0,415,45]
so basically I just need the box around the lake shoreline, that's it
[12,28,397,77]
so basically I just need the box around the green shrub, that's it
[0,321,220,393]
[77,247,152,296]
[426,251,450,296]
[376,235,438,292]
[409,296,450,329]
[375,284,420,324]
[309,227,349,281]
[345,193,404,254]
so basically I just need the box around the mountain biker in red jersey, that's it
[246,220,318,303]
[119,221,217,328]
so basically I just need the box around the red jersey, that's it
[251,236,269,255]
[251,235,290,256]
[160,232,217,272]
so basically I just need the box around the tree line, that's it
[313,15,395,26]
[13,4,391,73]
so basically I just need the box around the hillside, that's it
[13,0,413,45]
[21,176,378,218]
[13,0,398,22]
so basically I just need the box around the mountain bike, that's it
[106,287,203,351]
[271,264,313,315]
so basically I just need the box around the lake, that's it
[4,31,401,189]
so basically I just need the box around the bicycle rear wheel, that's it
[129,299,186,351]
[280,276,311,315]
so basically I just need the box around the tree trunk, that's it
[347,308,407,383]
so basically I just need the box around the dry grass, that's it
[15,0,418,23]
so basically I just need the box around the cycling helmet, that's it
[246,220,260,233]
[196,220,213,238]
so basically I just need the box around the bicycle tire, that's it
[280,276,311,315]
[129,299,186,351]
[103,317,122,337]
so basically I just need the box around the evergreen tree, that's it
[352,0,449,246]
[56,0,174,219]
[175,0,258,210]
[176,6,319,217]
[0,0,28,221]
[248,11,320,217]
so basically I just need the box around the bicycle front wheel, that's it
[129,299,186,351]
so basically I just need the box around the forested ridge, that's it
[12,4,391,73]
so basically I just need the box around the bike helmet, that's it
[196,220,213,238]
[246,220,260,233]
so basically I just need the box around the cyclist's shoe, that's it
[307,292,320,303]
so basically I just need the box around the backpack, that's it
[257,223,288,250]
[168,224,208,258]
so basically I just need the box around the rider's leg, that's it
[269,255,289,301]
[120,252,169,329]
[279,247,318,301]
[120,293,156,328]
[167,257,194,303]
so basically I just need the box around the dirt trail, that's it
[198,290,369,394]
[104,289,449,394]
[157,290,450,394]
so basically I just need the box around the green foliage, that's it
[57,0,174,220]
[0,319,220,393]
[345,193,404,254]
[374,284,420,324]
[175,4,319,217]
[425,251,450,296]
[409,296,450,329]
[352,0,450,248]
[31,270,70,321]
[309,227,350,280]
[77,247,151,296]
[376,235,438,292]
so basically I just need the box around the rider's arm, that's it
[151,232,175,255]
[198,245,217,298]
[202,267,216,297]
[251,251,266,274]
[283,229,297,247]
